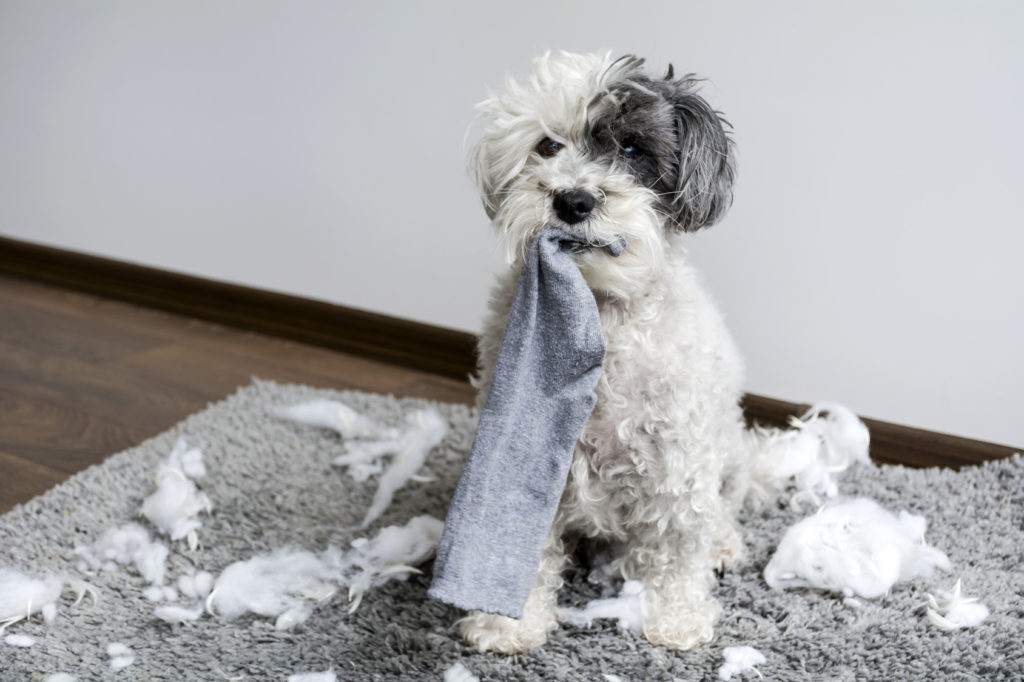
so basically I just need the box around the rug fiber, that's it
[1,380,1022,681]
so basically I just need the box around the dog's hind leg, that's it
[458,528,567,654]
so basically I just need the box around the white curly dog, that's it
[458,52,864,654]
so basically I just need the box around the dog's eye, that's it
[620,140,643,160]
[535,137,564,158]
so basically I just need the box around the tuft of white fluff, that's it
[276,401,448,525]
[141,438,212,547]
[206,549,338,628]
[206,515,444,626]
[444,662,481,682]
[142,585,178,602]
[333,439,397,482]
[764,497,950,599]
[767,402,871,508]
[718,646,767,680]
[4,633,36,647]
[164,436,206,479]
[341,514,445,612]
[176,571,214,600]
[0,567,63,623]
[346,515,444,567]
[287,672,338,682]
[43,675,77,682]
[925,579,989,630]
[106,642,135,670]
[557,580,646,632]
[275,400,396,440]
[358,409,449,528]
[74,523,169,586]
[153,603,203,625]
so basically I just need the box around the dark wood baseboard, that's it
[0,235,477,381]
[1,234,1018,469]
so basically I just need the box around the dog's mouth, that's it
[546,225,627,257]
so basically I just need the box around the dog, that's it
[458,52,794,653]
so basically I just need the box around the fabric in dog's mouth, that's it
[429,223,621,618]
[549,225,627,256]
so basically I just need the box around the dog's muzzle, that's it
[552,226,627,257]
[553,189,597,225]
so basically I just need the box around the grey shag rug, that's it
[1,379,1022,681]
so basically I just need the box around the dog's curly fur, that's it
[459,52,788,653]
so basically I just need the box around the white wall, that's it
[1,1,1021,447]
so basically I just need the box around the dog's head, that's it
[473,52,735,298]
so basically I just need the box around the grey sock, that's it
[428,226,624,618]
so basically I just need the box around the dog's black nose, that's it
[553,189,597,225]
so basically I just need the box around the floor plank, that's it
[0,335,212,435]
[0,450,68,511]
[0,274,475,513]
[0,387,146,473]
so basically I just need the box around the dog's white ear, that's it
[471,92,529,223]
[471,132,501,221]
[662,76,735,232]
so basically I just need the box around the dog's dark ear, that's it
[661,77,735,232]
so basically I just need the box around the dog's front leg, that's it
[631,533,721,650]
[457,527,567,654]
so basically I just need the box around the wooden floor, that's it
[0,273,476,514]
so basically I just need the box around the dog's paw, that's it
[458,610,555,654]
[643,610,715,650]
[642,595,719,651]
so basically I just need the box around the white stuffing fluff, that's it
[358,409,449,528]
[0,567,63,625]
[718,646,767,680]
[154,603,204,624]
[557,580,646,632]
[277,401,448,526]
[341,514,445,612]
[346,515,444,568]
[164,436,206,479]
[141,438,212,547]
[287,672,338,682]
[106,641,135,670]
[110,656,134,671]
[142,585,179,602]
[273,605,313,631]
[925,579,990,630]
[44,675,77,682]
[206,515,443,626]
[206,548,339,628]
[767,402,871,508]
[444,662,481,682]
[74,523,169,586]
[4,633,36,647]
[177,571,214,600]
[333,439,399,482]
[275,400,396,440]
[764,497,951,599]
